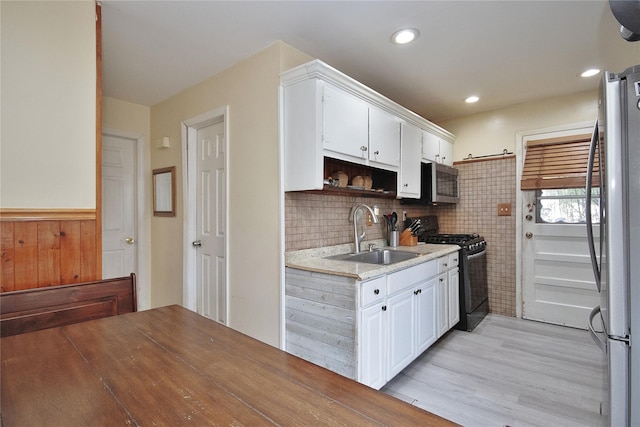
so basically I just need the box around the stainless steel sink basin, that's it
[326,249,421,265]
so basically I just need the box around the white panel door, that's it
[195,121,226,323]
[415,278,438,354]
[522,207,600,329]
[387,288,415,380]
[102,134,136,279]
[369,107,400,167]
[359,302,386,390]
[322,83,369,159]
[398,123,422,198]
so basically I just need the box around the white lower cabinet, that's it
[287,250,460,391]
[387,286,416,379]
[358,258,447,388]
[415,277,438,355]
[359,301,387,390]
[436,252,460,337]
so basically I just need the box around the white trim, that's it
[278,85,286,350]
[181,107,229,323]
[102,127,151,311]
[515,120,593,319]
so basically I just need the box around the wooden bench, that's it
[0,273,137,337]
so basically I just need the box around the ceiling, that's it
[101,1,639,123]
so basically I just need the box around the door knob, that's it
[192,240,202,247]
[125,237,135,244]
[526,232,533,239]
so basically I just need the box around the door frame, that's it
[102,127,151,310]
[515,121,593,319]
[181,107,229,319]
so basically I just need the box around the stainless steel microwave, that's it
[402,162,459,205]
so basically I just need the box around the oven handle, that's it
[466,248,487,260]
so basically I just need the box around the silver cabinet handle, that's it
[525,232,533,239]
[360,146,368,152]
[192,240,202,247]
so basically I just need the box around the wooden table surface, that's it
[1,305,456,426]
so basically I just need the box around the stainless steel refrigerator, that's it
[586,65,640,427]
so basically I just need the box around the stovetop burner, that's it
[406,215,486,253]
[422,233,480,244]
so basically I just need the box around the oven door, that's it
[463,247,488,313]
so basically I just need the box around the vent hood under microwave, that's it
[401,162,459,205]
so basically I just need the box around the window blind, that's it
[520,133,598,190]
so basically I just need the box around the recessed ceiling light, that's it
[465,96,480,104]
[391,28,419,45]
[580,68,601,78]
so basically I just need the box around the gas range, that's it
[405,215,488,331]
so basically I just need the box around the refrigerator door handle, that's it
[588,305,606,353]
[585,118,601,292]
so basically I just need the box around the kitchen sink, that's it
[326,249,422,265]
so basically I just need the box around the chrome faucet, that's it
[351,204,379,254]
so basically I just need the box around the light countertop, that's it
[285,239,459,281]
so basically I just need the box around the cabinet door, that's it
[387,288,415,379]
[322,84,369,160]
[440,139,453,166]
[369,108,400,167]
[448,268,460,326]
[422,131,440,162]
[398,123,422,198]
[359,302,387,389]
[415,278,438,354]
[436,273,448,337]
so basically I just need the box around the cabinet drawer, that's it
[438,252,459,273]
[387,260,437,296]
[448,252,460,269]
[361,276,386,307]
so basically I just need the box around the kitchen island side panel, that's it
[285,268,358,379]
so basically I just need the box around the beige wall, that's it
[1,0,96,209]
[149,42,311,346]
[103,97,151,140]
[440,90,598,162]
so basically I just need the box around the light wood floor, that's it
[382,314,606,427]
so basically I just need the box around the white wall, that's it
[1,1,96,209]
[440,90,598,162]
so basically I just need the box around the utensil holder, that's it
[389,230,399,247]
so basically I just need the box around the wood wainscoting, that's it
[0,210,99,292]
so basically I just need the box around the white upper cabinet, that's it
[369,107,401,168]
[281,59,455,192]
[322,84,370,160]
[423,130,454,166]
[398,123,422,198]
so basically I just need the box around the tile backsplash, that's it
[284,155,516,317]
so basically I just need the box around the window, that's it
[521,133,596,190]
[536,188,600,224]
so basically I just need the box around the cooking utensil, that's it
[391,212,398,231]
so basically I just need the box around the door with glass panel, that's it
[521,130,601,329]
